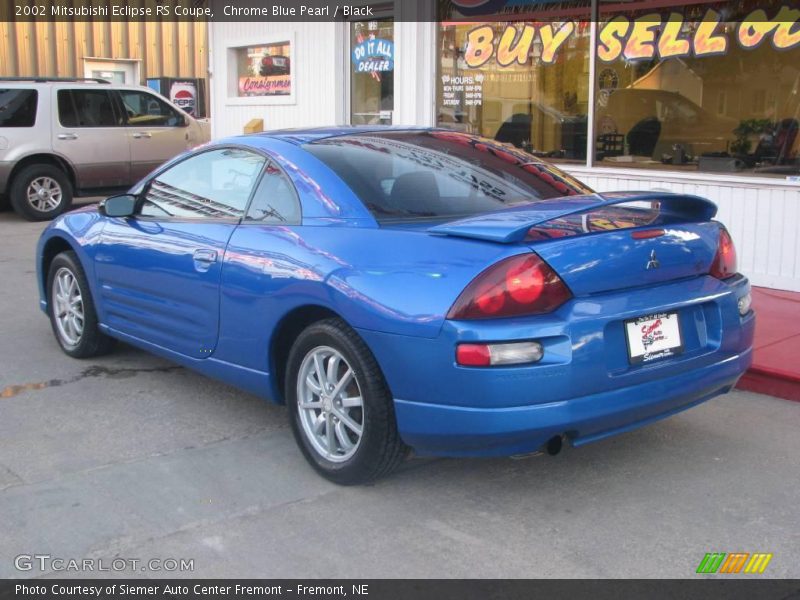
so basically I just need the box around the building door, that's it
[90,70,126,84]
[83,58,139,84]
[349,18,394,125]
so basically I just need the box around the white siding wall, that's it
[393,21,437,126]
[564,167,800,292]
[209,21,436,138]
[209,21,344,138]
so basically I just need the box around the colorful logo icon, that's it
[172,89,195,114]
[696,552,773,574]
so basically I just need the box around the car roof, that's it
[0,79,165,92]
[247,125,435,145]
[0,78,112,86]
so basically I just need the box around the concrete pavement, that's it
[1,202,799,579]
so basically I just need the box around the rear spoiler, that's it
[429,192,718,243]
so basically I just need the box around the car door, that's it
[116,88,196,182]
[52,87,130,188]
[93,147,266,358]
[214,159,304,370]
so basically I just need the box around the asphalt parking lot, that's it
[1,200,799,579]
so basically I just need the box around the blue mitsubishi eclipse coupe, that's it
[36,127,754,484]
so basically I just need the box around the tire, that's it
[0,194,10,212]
[46,251,115,358]
[286,317,408,485]
[10,163,73,221]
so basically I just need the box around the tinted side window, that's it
[245,161,301,224]
[119,90,183,127]
[0,89,38,127]
[140,148,265,219]
[58,90,120,127]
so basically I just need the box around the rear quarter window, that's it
[0,89,38,127]
[303,131,592,222]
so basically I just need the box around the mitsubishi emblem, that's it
[646,250,660,270]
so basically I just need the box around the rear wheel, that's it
[47,251,115,358]
[286,318,408,485]
[10,164,73,221]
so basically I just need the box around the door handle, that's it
[193,249,218,264]
[57,133,78,140]
[132,132,152,139]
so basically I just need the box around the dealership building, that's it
[208,0,799,293]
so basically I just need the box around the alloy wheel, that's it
[52,267,84,346]
[296,346,364,462]
[27,176,63,212]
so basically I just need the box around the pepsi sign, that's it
[170,82,197,116]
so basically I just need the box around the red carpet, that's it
[737,287,800,401]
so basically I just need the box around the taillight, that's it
[456,341,544,367]
[447,254,572,320]
[710,227,737,279]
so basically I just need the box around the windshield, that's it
[303,130,592,222]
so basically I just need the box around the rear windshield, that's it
[304,131,592,222]
[0,89,38,127]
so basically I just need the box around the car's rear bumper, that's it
[357,274,754,457]
[393,348,750,456]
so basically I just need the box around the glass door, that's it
[349,19,394,125]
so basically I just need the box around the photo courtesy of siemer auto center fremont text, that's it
[0,0,799,596]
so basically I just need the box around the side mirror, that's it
[99,194,137,218]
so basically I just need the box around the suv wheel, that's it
[10,164,73,221]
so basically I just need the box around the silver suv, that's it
[0,78,210,221]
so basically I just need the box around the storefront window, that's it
[232,41,292,97]
[593,0,800,176]
[350,20,394,125]
[437,21,591,162]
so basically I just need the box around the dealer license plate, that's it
[625,312,683,364]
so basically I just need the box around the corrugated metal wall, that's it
[0,12,207,82]
[564,167,800,292]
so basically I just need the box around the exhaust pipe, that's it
[546,435,563,456]
[510,435,564,460]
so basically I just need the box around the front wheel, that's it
[286,318,408,485]
[47,251,115,358]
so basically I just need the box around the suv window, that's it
[58,89,121,127]
[245,161,301,224]
[140,148,265,219]
[0,89,38,127]
[119,90,183,127]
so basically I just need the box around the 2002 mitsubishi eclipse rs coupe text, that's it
[36,127,755,484]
